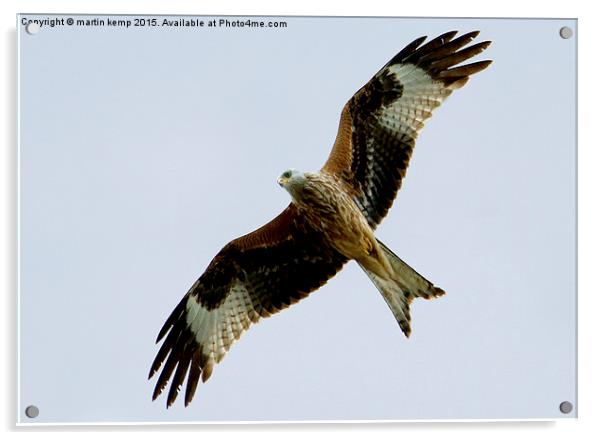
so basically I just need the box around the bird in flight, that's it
[149,30,491,407]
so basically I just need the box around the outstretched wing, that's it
[322,30,492,228]
[149,204,348,407]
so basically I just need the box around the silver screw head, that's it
[559,26,573,39]
[25,22,40,35]
[25,405,39,418]
[559,401,573,414]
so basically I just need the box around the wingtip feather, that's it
[464,30,480,38]
[439,60,493,79]
[152,382,165,402]
[445,77,470,90]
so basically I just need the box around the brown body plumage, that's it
[150,30,492,408]
[291,173,377,261]
[287,171,399,286]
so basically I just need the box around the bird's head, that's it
[277,169,307,196]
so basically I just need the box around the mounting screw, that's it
[25,22,40,35]
[559,401,573,414]
[25,405,39,418]
[559,26,573,39]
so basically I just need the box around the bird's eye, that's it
[283,170,292,179]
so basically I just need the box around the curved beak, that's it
[277,177,286,187]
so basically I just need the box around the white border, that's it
[3,0,600,438]
[15,417,563,427]
[15,12,21,430]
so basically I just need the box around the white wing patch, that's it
[379,64,451,137]
[185,280,259,375]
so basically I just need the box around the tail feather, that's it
[359,239,445,337]
[377,239,446,301]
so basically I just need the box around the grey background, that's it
[17,16,576,423]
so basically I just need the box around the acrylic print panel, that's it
[17,15,577,424]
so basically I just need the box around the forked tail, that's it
[358,239,445,337]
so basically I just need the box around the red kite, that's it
[149,30,492,407]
